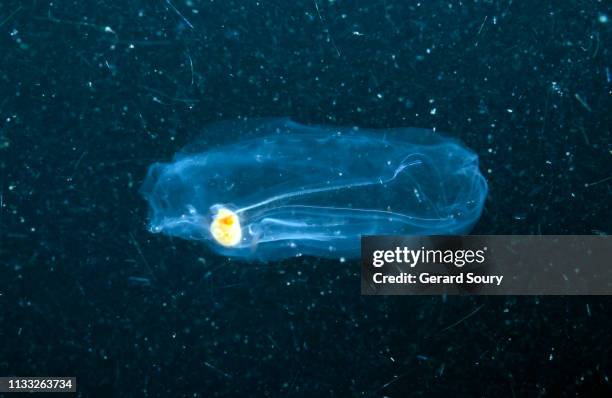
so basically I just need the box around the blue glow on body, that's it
[141,118,488,261]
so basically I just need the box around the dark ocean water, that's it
[0,0,611,396]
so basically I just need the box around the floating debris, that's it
[574,93,592,112]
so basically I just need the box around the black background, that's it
[1,0,611,396]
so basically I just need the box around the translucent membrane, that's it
[141,118,488,261]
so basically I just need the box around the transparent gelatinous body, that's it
[141,118,488,261]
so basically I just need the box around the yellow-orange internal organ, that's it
[210,207,242,247]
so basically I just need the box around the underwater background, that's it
[1,0,611,396]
